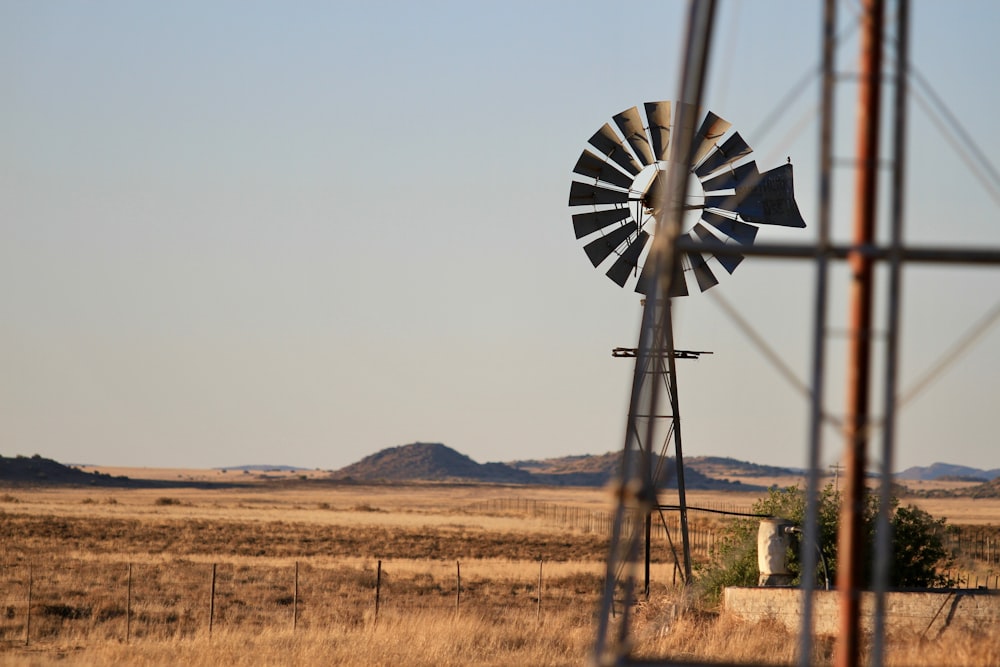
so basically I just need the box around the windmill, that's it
[568,101,806,592]
[570,100,806,296]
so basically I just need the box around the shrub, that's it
[696,484,953,604]
[42,603,91,620]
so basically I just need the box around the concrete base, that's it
[724,587,1000,637]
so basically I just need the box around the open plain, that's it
[0,472,998,665]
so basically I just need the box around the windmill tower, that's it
[568,101,807,593]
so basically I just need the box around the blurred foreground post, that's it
[836,1,884,666]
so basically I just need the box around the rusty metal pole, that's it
[835,1,884,666]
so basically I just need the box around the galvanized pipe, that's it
[873,2,910,665]
[798,1,837,665]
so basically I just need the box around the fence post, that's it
[455,561,461,613]
[209,563,217,638]
[126,562,132,644]
[375,560,382,622]
[24,564,32,647]
[537,560,543,622]
[292,561,299,632]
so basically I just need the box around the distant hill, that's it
[334,443,533,484]
[344,446,762,490]
[216,464,307,472]
[896,462,1000,482]
[0,455,244,489]
[968,477,1000,498]
[920,476,1000,499]
[509,452,619,483]
[0,454,133,486]
[512,451,758,489]
[510,452,616,474]
[685,456,804,478]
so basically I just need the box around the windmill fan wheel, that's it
[569,101,806,296]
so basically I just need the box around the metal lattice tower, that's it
[611,304,713,596]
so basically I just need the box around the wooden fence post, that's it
[292,561,299,632]
[536,560,543,622]
[24,564,32,647]
[375,560,382,622]
[126,562,132,644]
[209,563,217,638]
[455,561,461,613]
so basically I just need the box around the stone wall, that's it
[724,587,1000,637]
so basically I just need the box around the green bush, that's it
[696,484,953,604]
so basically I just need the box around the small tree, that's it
[890,504,952,588]
[696,484,953,604]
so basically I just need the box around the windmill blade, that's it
[669,270,689,297]
[589,123,643,176]
[573,150,635,190]
[700,161,759,192]
[569,180,630,207]
[692,221,744,274]
[636,254,689,296]
[694,132,752,178]
[691,111,732,165]
[583,221,638,267]
[606,231,649,287]
[702,211,759,246]
[644,101,672,161]
[573,208,632,239]
[613,106,656,167]
[703,161,762,213]
[670,267,688,297]
[635,254,656,295]
[687,248,720,292]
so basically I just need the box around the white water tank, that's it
[757,518,795,586]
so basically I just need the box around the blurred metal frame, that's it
[590,1,1000,666]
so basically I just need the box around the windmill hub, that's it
[631,166,706,224]
[569,101,806,297]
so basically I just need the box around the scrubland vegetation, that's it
[0,482,997,665]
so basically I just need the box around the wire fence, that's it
[0,558,601,647]
[2,553,995,648]
[468,497,755,559]
[469,497,1000,574]
[946,526,1000,565]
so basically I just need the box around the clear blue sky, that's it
[3,1,999,472]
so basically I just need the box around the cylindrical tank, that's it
[757,518,795,586]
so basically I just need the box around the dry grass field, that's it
[0,473,998,665]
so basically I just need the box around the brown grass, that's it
[0,481,997,665]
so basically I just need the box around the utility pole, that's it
[829,463,844,492]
